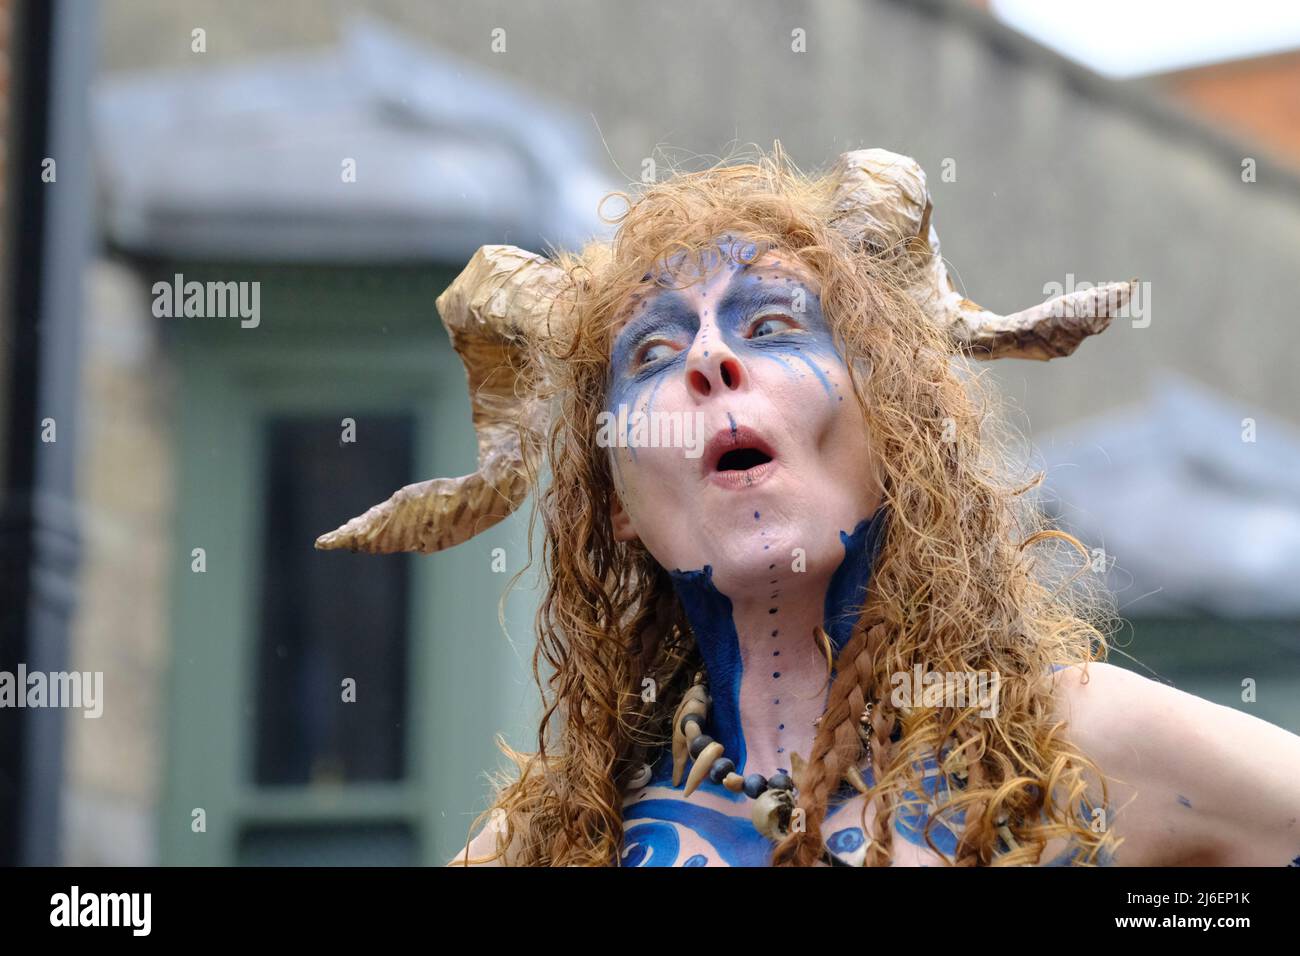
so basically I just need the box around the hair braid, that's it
[861,620,899,867]
[770,605,890,866]
[948,721,994,865]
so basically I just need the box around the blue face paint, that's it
[611,234,891,861]
[605,236,845,418]
[607,290,697,417]
[708,275,843,401]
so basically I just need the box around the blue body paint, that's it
[635,704,746,806]
[624,800,774,867]
[667,565,748,776]
[620,821,681,867]
[666,507,889,778]
[892,750,964,856]
[824,508,890,655]
[1042,828,1116,866]
[630,507,890,864]
[826,826,866,856]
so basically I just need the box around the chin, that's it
[689,522,809,595]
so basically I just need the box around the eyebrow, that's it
[610,291,697,365]
[715,277,807,321]
[609,268,817,368]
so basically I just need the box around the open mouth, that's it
[716,447,774,471]
[703,426,779,489]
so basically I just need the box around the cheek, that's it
[609,436,691,517]
[748,340,852,419]
[609,444,697,560]
[606,360,680,425]
[762,350,876,479]
[828,395,882,501]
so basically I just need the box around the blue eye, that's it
[749,314,798,338]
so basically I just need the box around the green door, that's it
[160,263,538,865]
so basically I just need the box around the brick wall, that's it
[1159,51,1300,168]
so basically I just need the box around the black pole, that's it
[0,0,96,866]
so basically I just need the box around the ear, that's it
[610,491,639,543]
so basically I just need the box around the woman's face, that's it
[606,235,884,595]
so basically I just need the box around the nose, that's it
[684,327,748,401]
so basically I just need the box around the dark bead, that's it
[688,735,714,759]
[708,757,736,784]
[743,773,768,799]
[768,772,794,791]
[680,713,704,737]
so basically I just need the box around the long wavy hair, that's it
[453,144,1120,867]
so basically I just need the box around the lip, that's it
[702,425,780,490]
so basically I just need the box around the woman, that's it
[318,146,1300,867]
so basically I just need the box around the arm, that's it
[1050,661,1300,866]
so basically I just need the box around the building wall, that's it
[62,258,176,865]
[96,0,1300,435]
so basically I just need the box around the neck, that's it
[668,509,887,781]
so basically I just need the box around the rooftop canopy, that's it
[94,18,616,262]
[1037,371,1300,618]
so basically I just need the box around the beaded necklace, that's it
[629,672,881,867]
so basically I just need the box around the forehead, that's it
[610,246,818,336]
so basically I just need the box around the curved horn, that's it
[315,245,572,554]
[828,148,1130,360]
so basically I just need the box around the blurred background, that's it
[1,0,1297,866]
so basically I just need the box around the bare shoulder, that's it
[447,818,509,867]
[1045,661,1148,743]
[1045,660,1199,763]
[1044,660,1300,866]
